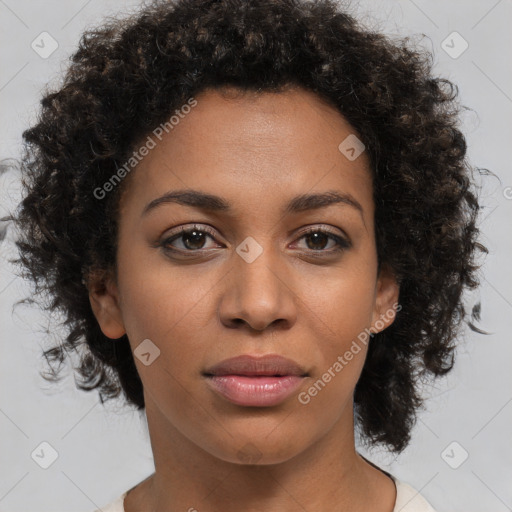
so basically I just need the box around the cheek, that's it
[114,238,213,381]
[296,262,375,407]
[302,260,376,353]
[116,222,209,328]
[295,278,372,434]
[116,259,213,420]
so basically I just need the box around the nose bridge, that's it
[220,232,297,330]
[235,233,285,298]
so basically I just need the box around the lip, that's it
[203,354,308,407]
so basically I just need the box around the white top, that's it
[93,475,437,512]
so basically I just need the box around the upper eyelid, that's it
[161,223,350,245]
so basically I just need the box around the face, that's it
[89,85,399,465]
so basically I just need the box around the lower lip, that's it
[205,375,305,407]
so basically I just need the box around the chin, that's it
[201,429,312,466]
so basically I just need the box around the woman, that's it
[12,0,487,510]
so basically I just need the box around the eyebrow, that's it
[141,188,364,220]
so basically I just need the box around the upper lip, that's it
[203,354,308,377]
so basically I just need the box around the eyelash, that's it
[159,223,351,257]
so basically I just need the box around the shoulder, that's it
[91,491,128,512]
[392,477,437,512]
[90,476,437,512]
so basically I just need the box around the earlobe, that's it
[86,269,126,340]
[371,263,400,335]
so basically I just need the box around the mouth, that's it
[202,354,308,407]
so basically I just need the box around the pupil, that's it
[184,230,205,250]
[307,232,327,250]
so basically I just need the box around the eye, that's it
[160,224,220,253]
[292,226,351,254]
[159,224,351,256]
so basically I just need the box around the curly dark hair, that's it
[8,0,488,454]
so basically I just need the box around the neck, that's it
[126,396,396,512]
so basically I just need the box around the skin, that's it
[89,85,400,512]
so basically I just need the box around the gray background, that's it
[1,1,511,511]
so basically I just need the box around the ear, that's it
[370,262,400,335]
[86,268,126,339]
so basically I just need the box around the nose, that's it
[218,242,298,332]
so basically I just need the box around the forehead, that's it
[119,86,374,222]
